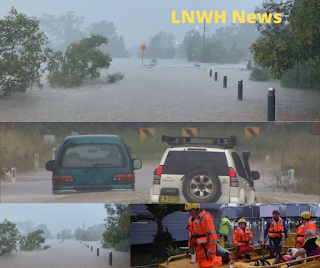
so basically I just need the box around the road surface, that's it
[1,161,318,203]
[0,59,319,122]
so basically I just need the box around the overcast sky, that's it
[1,0,264,48]
[0,204,106,235]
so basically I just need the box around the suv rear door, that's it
[231,152,250,201]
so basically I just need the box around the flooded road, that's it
[1,161,319,203]
[0,239,129,268]
[0,59,319,122]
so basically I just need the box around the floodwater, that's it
[0,239,130,268]
[1,161,319,203]
[0,58,319,122]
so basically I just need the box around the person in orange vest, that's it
[186,203,222,267]
[232,218,254,259]
[295,211,317,248]
[263,210,288,258]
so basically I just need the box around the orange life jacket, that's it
[268,217,285,238]
[296,221,317,237]
[188,210,222,267]
[232,227,253,246]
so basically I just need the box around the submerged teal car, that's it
[45,135,142,194]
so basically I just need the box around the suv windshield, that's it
[60,144,127,168]
[162,151,229,176]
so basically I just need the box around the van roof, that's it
[63,135,123,144]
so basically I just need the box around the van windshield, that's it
[60,144,127,168]
[162,151,229,176]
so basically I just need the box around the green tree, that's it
[0,219,21,255]
[183,30,202,61]
[19,230,46,251]
[40,11,86,51]
[143,31,176,59]
[131,204,183,259]
[87,20,130,58]
[35,224,52,239]
[0,7,51,97]
[47,34,112,87]
[250,0,320,88]
[103,204,130,251]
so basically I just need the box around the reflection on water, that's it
[0,239,130,268]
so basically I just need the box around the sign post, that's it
[140,45,147,68]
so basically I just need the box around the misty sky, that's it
[0,204,106,235]
[1,0,264,48]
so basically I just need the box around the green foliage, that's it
[280,63,320,89]
[166,245,185,257]
[87,20,131,58]
[107,72,125,83]
[0,219,21,255]
[103,205,130,249]
[114,240,130,252]
[43,245,51,249]
[251,0,320,89]
[19,230,46,251]
[183,30,246,63]
[47,34,112,87]
[151,59,158,64]
[149,258,166,265]
[142,31,176,59]
[102,242,111,248]
[249,66,270,81]
[0,7,51,97]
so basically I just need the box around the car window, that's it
[231,152,248,179]
[60,144,127,168]
[162,151,229,176]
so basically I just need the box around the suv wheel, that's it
[182,169,221,203]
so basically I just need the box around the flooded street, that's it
[0,59,319,122]
[1,161,319,203]
[0,239,129,268]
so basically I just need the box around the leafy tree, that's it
[40,11,86,51]
[87,20,130,58]
[0,219,20,255]
[16,220,35,236]
[251,0,320,89]
[60,228,72,239]
[35,224,52,239]
[47,34,112,86]
[103,204,130,251]
[19,230,46,251]
[0,7,51,97]
[131,205,183,259]
[142,31,176,59]
[183,30,202,61]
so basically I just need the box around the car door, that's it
[231,152,250,202]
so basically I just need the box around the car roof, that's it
[166,147,227,152]
[62,135,123,144]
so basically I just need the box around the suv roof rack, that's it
[161,135,238,149]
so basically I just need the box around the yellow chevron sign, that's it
[245,127,260,139]
[140,128,155,142]
[182,128,197,137]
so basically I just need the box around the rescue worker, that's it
[217,234,225,248]
[232,218,254,259]
[295,211,317,248]
[290,229,320,263]
[263,210,288,258]
[186,203,222,267]
[218,215,232,242]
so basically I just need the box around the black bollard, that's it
[109,251,112,266]
[215,72,217,81]
[91,246,93,251]
[209,69,212,77]
[223,75,227,88]
[238,79,243,100]
[267,88,276,121]
[97,248,99,256]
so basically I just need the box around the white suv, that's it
[149,135,260,204]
